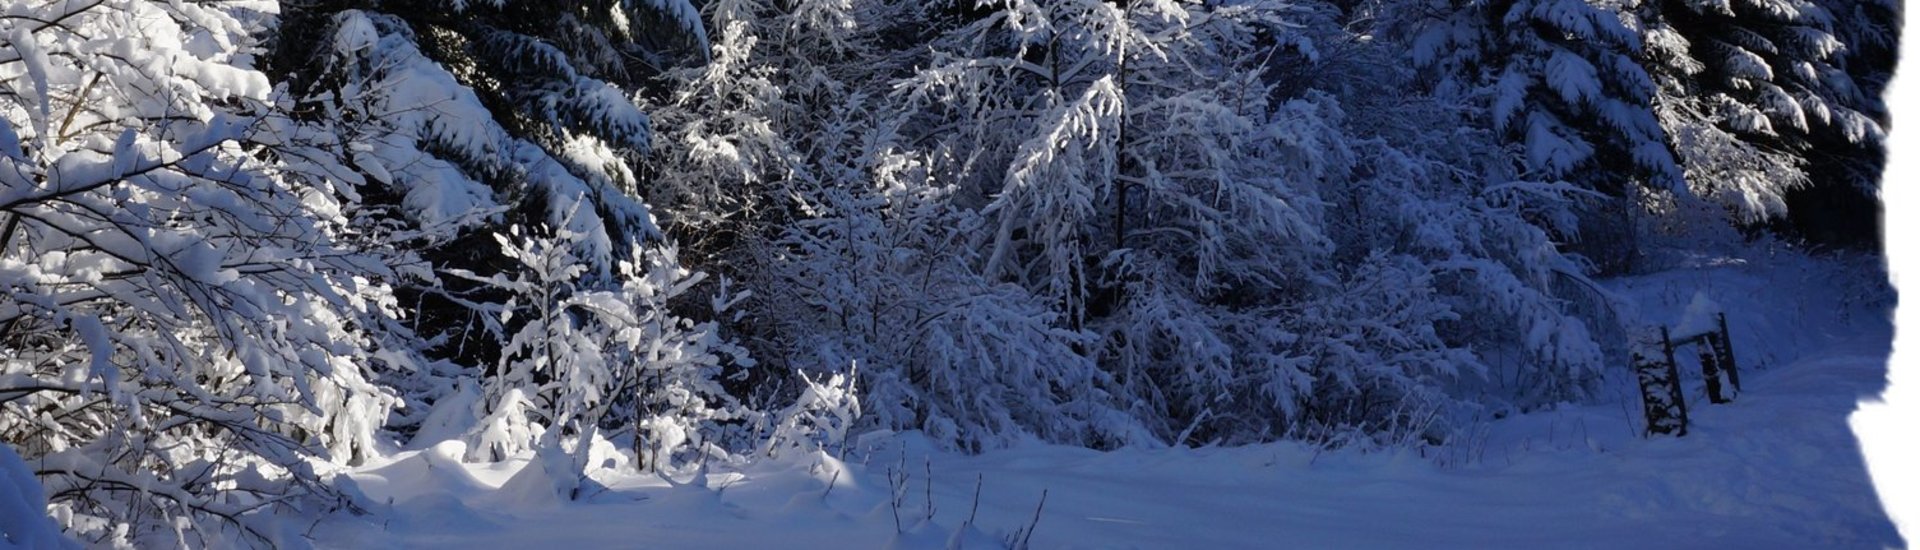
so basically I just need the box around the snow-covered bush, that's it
[449,205,751,476]
[0,1,413,544]
[769,179,1146,451]
[762,362,861,459]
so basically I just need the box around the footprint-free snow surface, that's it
[312,261,1904,549]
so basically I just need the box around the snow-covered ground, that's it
[306,256,1904,549]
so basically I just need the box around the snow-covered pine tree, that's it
[264,2,767,467]
[1281,0,1619,417]
[1785,0,1894,247]
[453,217,610,464]
[1400,0,1685,273]
[1636,0,1888,225]
[271,1,708,381]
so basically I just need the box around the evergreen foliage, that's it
[0,0,1894,544]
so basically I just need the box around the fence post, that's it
[1698,332,1729,404]
[1632,326,1688,436]
[1715,312,1741,393]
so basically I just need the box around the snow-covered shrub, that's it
[762,362,861,459]
[455,217,614,461]
[0,1,414,544]
[450,205,752,475]
[768,180,1148,451]
[613,246,758,471]
[1273,253,1482,446]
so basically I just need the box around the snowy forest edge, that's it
[0,0,1911,546]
